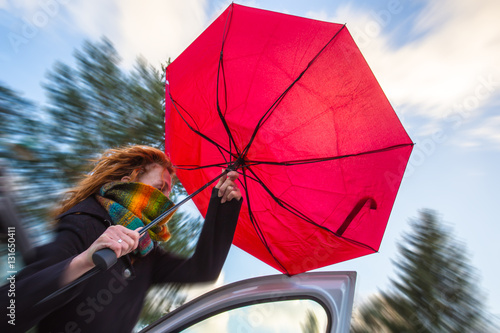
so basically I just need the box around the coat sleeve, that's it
[151,187,242,284]
[0,215,99,332]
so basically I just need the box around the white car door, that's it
[141,271,356,333]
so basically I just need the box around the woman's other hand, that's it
[215,170,242,204]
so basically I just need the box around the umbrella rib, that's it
[217,54,238,155]
[215,3,241,159]
[338,236,378,252]
[242,166,290,275]
[241,24,347,158]
[217,145,231,166]
[246,166,332,232]
[167,92,232,155]
[244,143,414,167]
[176,163,260,182]
[173,162,230,170]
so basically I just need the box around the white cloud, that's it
[63,1,120,41]
[309,0,500,121]
[3,0,39,14]
[460,115,500,150]
[1,0,68,28]
[65,0,209,68]
[7,0,497,149]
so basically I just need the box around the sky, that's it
[1,0,499,322]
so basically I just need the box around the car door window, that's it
[180,299,328,332]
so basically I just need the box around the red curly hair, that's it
[54,145,174,217]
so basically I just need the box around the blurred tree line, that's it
[1,38,169,236]
[350,210,496,332]
[0,38,202,329]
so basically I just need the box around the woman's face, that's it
[131,164,172,196]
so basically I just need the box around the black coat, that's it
[1,188,242,332]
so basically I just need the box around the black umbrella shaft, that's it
[139,168,230,235]
[95,168,232,270]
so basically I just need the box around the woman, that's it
[1,145,242,332]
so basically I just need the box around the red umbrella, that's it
[165,4,413,275]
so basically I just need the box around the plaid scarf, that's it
[96,182,175,256]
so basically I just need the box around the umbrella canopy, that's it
[165,4,413,275]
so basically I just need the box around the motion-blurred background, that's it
[1,0,499,331]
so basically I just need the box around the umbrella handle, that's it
[92,248,117,270]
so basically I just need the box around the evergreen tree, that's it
[42,37,166,186]
[350,293,411,333]
[1,39,206,329]
[0,84,36,146]
[2,38,169,237]
[0,83,52,239]
[351,210,492,332]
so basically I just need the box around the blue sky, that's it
[1,0,499,319]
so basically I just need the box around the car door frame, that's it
[141,271,356,333]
